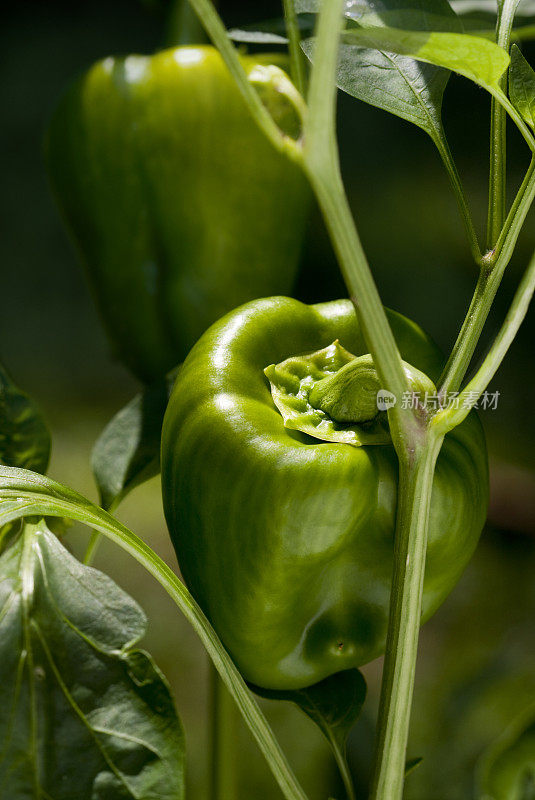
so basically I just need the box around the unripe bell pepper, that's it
[161,297,488,691]
[46,46,309,382]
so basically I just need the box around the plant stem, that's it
[493,156,535,263]
[283,0,307,96]
[210,665,239,800]
[436,245,535,431]
[83,530,101,565]
[303,0,417,450]
[434,135,482,265]
[487,0,519,248]
[84,497,119,566]
[326,734,356,800]
[369,433,444,800]
[304,9,442,798]
[439,156,535,396]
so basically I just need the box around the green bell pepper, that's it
[46,46,308,383]
[161,297,488,691]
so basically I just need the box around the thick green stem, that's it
[210,665,239,800]
[439,156,535,396]
[370,433,444,800]
[306,163,420,449]
[303,0,417,451]
[487,0,519,248]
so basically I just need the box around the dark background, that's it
[3,2,535,798]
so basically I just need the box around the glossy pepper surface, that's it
[161,297,488,691]
[46,46,308,383]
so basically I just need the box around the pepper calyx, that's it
[264,340,436,447]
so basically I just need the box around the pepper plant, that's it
[1,1,535,799]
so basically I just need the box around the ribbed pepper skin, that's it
[162,298,489,690]
[46,47,309,382]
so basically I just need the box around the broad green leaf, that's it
[449,0,521,14]
[297,0,461,31]
[0,364,50,474]
[476,702,535,800]
[342,0,461,32]
[229,28,289,44]
[252,670,366,796]
[302,37,450,140]
[509,44,535,127]
[228,14,315,44]
[92,370,178,511]
[450,1,535,40]
[0,518,185,800]
[252,669,366,751]
[450,0,501,14]
[340,26,511,91]
[0,466,310,800]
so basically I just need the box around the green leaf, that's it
[450,1,535,40]
[252,669,366,752]
[0,518,185,800]
[303,37,450,140]
[339,26,511,91]
[0,466,310,800]
[510,44,535,128]
[419,0,535,18]
[228,14,315,44]
[343,0,461,32]
[92,370,178,510]
[297,0,461,31]
[450,0,500,14]
[476,701,535,800]
[253,670,366,800]
[333,0,459,139]
[0,364,50,474]
[229,28,289,44]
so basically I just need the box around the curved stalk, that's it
[434,134,482,265]
[439,157,535,396]
[436,245,535,432]
[327,734,356,800]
